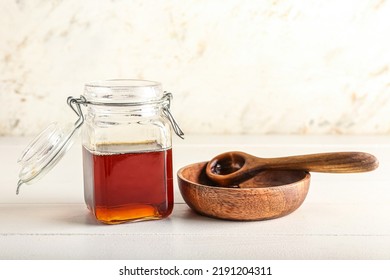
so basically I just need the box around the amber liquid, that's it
[82,143,173,224]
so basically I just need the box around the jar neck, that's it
[86,103,164,119]
[66,81,184,138]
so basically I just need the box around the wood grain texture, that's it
[178,162,310,221]
[206,151,379,186]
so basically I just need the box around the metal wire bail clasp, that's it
[67,95,86,128]
[162,92,184,139]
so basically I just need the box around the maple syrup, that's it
[82,142,173,224]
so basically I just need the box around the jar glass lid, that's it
[17,96,85,194]
[16,122,79,194]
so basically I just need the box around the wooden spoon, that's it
[205,151,378,187]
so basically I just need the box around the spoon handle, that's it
[259,152,378,173]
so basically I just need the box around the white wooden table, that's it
[1,135,389,259]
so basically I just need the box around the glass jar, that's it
[82,79,178,224]
[17,79,183,225]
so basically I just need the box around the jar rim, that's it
[84,79,164,104]
[85,79,161,89]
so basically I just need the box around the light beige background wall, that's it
[1,0,389,136]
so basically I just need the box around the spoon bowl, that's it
[178,162,310,221]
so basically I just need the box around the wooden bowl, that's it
[177,162,310,221]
